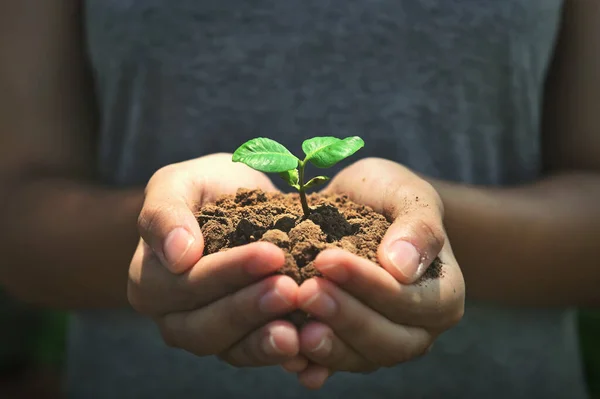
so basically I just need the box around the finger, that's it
[321,158,445,284]
[137,164,206,273]
[128,241,286,315]
[301,322,432,372]
[377,208,446,284]
[299,321,377,373]
[159,275,298,356]
[183,242,286,309]
[190,153,279,204]
[296,364,332,390]
[298,278,433,367]
[312,249,464,328]
[281,355,310,373]
[218,320,300,367]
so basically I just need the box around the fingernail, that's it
[163,227,194,266]
[259,288,292,314]
[318,264,348,283]
[310,336,332,355]
[301,292,337,318]
[385,240,422,282]
[262,334,286,356]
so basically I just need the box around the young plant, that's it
[232,136,364,216]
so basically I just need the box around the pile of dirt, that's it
[196,188,442,284]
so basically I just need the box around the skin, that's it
[0,0,598,392]
[128,154,308,368]
[289,160,464,387]
[290,1,600,386]
[0,1,143,307]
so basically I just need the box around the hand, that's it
[127,153,307,370]
[293,158,465,389]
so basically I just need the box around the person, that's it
[0,0,598,397]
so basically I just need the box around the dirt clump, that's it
[195,189,443,324]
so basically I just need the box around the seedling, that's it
[232,136,364,216]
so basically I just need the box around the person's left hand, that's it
[288,158,465,389]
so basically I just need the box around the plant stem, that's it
[298,160,310,217]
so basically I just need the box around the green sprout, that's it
[232,136,364,216]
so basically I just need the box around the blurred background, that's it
[0,291,66,398]
[0,290,599,398]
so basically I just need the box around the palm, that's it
[321,157,443,218]
[290,158,465,388]
[177,153,279,206]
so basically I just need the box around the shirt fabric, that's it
[65,1,589,397]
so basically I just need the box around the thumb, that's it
[377,211,446,284]
[137,166,205,274]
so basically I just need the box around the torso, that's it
[66,0,589,397]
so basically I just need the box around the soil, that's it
[195,188,442,324]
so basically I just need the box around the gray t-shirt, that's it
[66,0,589,397]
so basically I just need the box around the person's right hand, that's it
[127,153,307,371]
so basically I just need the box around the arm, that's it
[431,0,600,307]
[0,1,143,309]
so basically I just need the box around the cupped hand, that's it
[127,153,307,370]
[294,158,465,389]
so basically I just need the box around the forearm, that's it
[0,177,144,309]
[433,172,600,307]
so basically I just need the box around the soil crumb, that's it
[196,189,443,285]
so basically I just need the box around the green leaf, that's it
[279,169,300,190]
[304,175,330,190]
[302,137,340,158]
[302,136,364,168]
[232,137,299,173]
